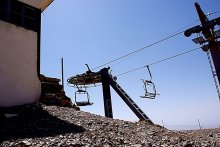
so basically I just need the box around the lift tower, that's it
[184,3,220,98]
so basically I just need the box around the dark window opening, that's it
[9,12,22,25]
[24,17,36,30]
[0,9,6,20]
[0,0,7,9]
[10,0,23,13]
[25,7,36,18]
[0,0,40,32]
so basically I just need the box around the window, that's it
[24,17,36,30]
[0,0,40,32]
[24,6,37,30]
[9,12,22,25]
[0,0,7,8]
[25,7,36,18]
[11,0,23,13]
[0,9,6,20]
[0,0,7,20]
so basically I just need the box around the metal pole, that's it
[162,120,165,127]
[61,58,64,90]
[198,118,202,129]
[100,68,113,118]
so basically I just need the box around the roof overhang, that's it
[18,0,54,12]
[40,0,54,12]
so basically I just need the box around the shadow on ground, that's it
[0,104,85,142]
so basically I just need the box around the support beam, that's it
[194,3,213,40]
[100,68,113,118]
[100,68,153,123]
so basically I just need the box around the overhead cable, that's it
[116,47,200,77]
[92,31,184,70]
[91,10,219,71]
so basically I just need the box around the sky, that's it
[41,0,220,130]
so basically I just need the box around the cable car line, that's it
[91,31,184,71]
[91,10,219,71]
[109,18,201,68]
[116,47,200,77]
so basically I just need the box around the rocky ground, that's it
[0,103,220,146]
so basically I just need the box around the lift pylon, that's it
[184,2,220,100]
[68,67,153,123]
[100,68,153,124]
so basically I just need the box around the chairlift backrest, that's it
[75,86,93,106]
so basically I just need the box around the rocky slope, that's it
[0,103,220,146]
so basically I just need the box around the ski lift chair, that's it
[140,79,157,99]
[75,87,93,106]
[140,65,159,99]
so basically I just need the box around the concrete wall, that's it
[0,21,41,107]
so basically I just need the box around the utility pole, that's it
[61,58,64,91]
[184,2,220,99]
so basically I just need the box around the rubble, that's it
[0,103,220,146]
[40,74,74,108]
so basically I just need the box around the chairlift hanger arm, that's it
[145,65,152,81]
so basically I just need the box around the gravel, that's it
[0,103,220,146]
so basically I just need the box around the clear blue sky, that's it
[41,0,220,130]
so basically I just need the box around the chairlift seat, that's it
[141,94,156,99]
[144,80,153,83]
[76,101,93,106]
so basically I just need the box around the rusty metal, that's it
[67,65,101,106]
[67,65,102,87]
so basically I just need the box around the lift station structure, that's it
[67,67,153,124]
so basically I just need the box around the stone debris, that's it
[0,103,220,146]
[40,74,74,108]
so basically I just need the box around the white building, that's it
[0,0,53,107]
